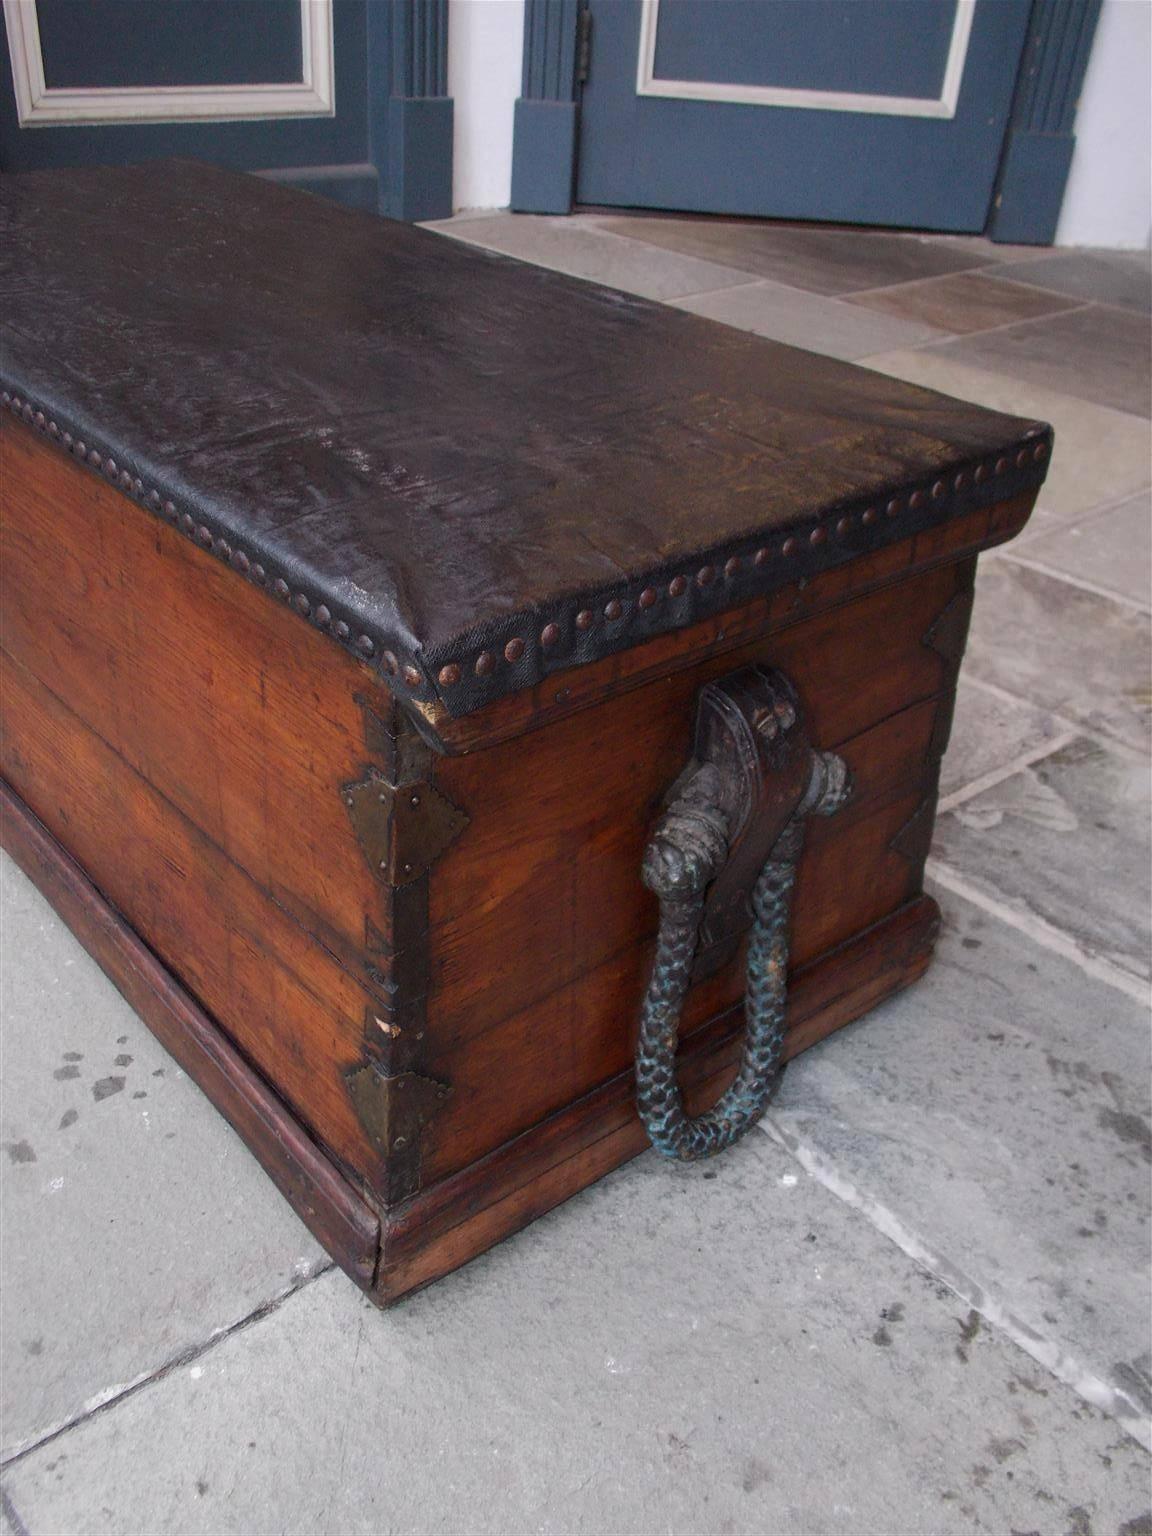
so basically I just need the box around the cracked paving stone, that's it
[2,1137,1148,1535]
[0,853,327,1458]
[932,735,1151,982]
[766,887,1151,1439]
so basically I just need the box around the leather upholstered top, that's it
[0,160,1052,722]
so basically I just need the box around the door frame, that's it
[510,0,1101,243]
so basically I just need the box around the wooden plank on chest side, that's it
[424,560,971,1051]
[424,691,947,1062]
[0,649,383,1189]
[416,779,935,1184]
[378,895,941,1303]
[0,419,390,978]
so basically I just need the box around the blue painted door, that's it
[576,0,1032,230]
[0,0,434,215]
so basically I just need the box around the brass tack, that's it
[197,526,213,547]
[909,490,926,512]
[161,500,175,519]
[132,477,143,495]
[576,609,594,629]
[62,433,73,449]
[22,404,32,422]
[1033,442,1048,462]
[504,637,525,662]
[252,564,266,584]
[782,537,798,556]
[214,539,231,561]
[1016,449,1029,469]
[954,472,968,492]
[974,464,988,483]
[232,551,250,574]
[34,410,45,428]
[0,393,9,405]
[837,516,852,536]
[932,480,946,499]
[381,649,398,673]
[402,664,421,686]
[293,593,310,616]
[809,527,826,546]
[334,619,349,640]
[180,512,195,533]
[724,557,739,578]
[754,547,769,566]
[88,449,102,467]
[696,565,715,587]
[475,650,497,676]
[10,396,21,411]
[103,457,117,478]
[995,457,1008,475]
[604,599,623,620]
[639,587,658,609]
[273,578,290,599]
[668,575,687,597]
[886,498,901,517]
[438,662,461,686]
[315,604,331,627]
[119,470,133,490]
[863,507,877,525]
[73,440,86,458]
[540,622,560,647]
[49,422,59,437]
[360,637,378,660]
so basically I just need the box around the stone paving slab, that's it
[999,250,1152,315]
[424,213,756,301]
[863,349,1152,521]
[846,269,1085,335]
[0,854,327,1460]
[3,1130,1149,1536]
[935,304,1152,419]
[940,677,1071,799]
[671,279,945,360]
[767,887,1152,1444]
[1018,491,1152,609]
[964,559,1151,751]
[596,215,993,294]
[933,736,1152,983]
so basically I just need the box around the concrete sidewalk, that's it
[3,215,1150,1536]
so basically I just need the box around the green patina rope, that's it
[636,755,848,1161]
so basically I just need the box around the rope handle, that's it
[635,699,850,1161]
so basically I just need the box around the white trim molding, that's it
[3,0,334,126]
[635,0,974,120]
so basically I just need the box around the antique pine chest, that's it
[0,161,1051,1303]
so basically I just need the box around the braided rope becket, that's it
[635,676,851,1161]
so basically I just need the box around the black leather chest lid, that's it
[0,159,1051,721]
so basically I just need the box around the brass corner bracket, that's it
[342,772,468,887]
[346,1062,452,1204]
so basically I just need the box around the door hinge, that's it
[576,6,593,84]
[342,771,468,887]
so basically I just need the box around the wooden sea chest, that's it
[0,161,1051,1303]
